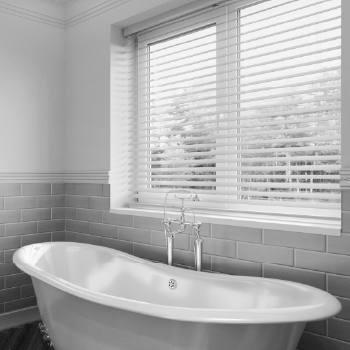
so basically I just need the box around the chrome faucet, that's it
[162,190,203,271]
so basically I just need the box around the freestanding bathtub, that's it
[14,242,341,350]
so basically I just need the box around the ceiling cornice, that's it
[44,0,72,4]
[0,0,131,28]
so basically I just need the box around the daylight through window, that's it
[127,0,341,217]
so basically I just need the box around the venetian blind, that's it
[126,0,341,216]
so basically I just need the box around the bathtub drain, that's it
[168,279,177,290]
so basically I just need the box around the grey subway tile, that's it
[0,251,3,263]
[328,318,350,343]
[211,256,262,277]
[38,219,65,233]
[51,208,65,219]
[102,238,133,255]
[0,198,3,210]
[0,303,4,314]
[6,222,37,237]
[76,184,103,196]
[0,211,21,224]
[134,243,167,263]
[0,184,20,197]
[342,212,350,234]
[0,277,3,290]
[134,216,164,231]
[329,275,350,298]
[52,231,66,241]
[299,331,350,350]
[337,297,350,321]
[296,250,350,276]
[264,229,326,251]
[0,225,4,237]
[64,183,76,195]
[89,222,118,239]
[4,250,16,263]
[77,209,103,223]
[89,197,109,210]
[0,287,20,303]
[65,208,77,220]
[0,236,20,250]
[21,233,51,246]
[202,237,236,258]
[263,264,326,290]
[102,184,110,197]
[212,224,262,243]
[102,212,133,227]
[328,234,350,255]
[4,197,36,210]
[119,227,151,244]
[76,233,102,246]
[238,242,294,266]
[21,284,35,298]
[66,220,89,234]
[151,230,166,247]
[37,195,65,208]
[65,232,77,242]
[4,296,36,313]
[0,263,20,276]
[51,183,65,195]
[5,273,32,288]
[21,184,51,196]
[305,320,327,335]
[66,195,89,208]
[343,190,350,211]
[21,208,51,222]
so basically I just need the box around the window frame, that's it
[110,0,341,236]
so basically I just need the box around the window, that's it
[125,0,341,221]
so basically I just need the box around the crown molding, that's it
[0,0,132,28]
[0,1,65,28]
[0,171,109,183]
[65,0,132,28]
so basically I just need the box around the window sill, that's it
[110,207,341,236]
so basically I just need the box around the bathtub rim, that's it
[13,242,342,324]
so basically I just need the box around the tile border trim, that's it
[0,172,109,184]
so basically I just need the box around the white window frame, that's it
[110,0,341,236]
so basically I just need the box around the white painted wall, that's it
[0,6,65,173]
[63,0,197,172]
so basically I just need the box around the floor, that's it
[0,321,53,350]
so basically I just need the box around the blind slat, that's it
[127,0,341,213]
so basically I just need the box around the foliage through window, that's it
[130,0,341,216]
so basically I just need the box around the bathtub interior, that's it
[24,243,323,310]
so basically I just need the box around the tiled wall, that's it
[0,183,65,315]
[2,182,350,350]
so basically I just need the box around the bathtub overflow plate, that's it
[168,279,177,290]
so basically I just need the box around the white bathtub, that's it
[14,242,341,350]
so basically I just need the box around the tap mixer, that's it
[162,189,203,271]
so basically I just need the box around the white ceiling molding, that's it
[43,0,72,4]
[0,1,65,28]
[0,0,133,28]
[65,0,132,28]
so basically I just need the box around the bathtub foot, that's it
[38,323,55,349]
